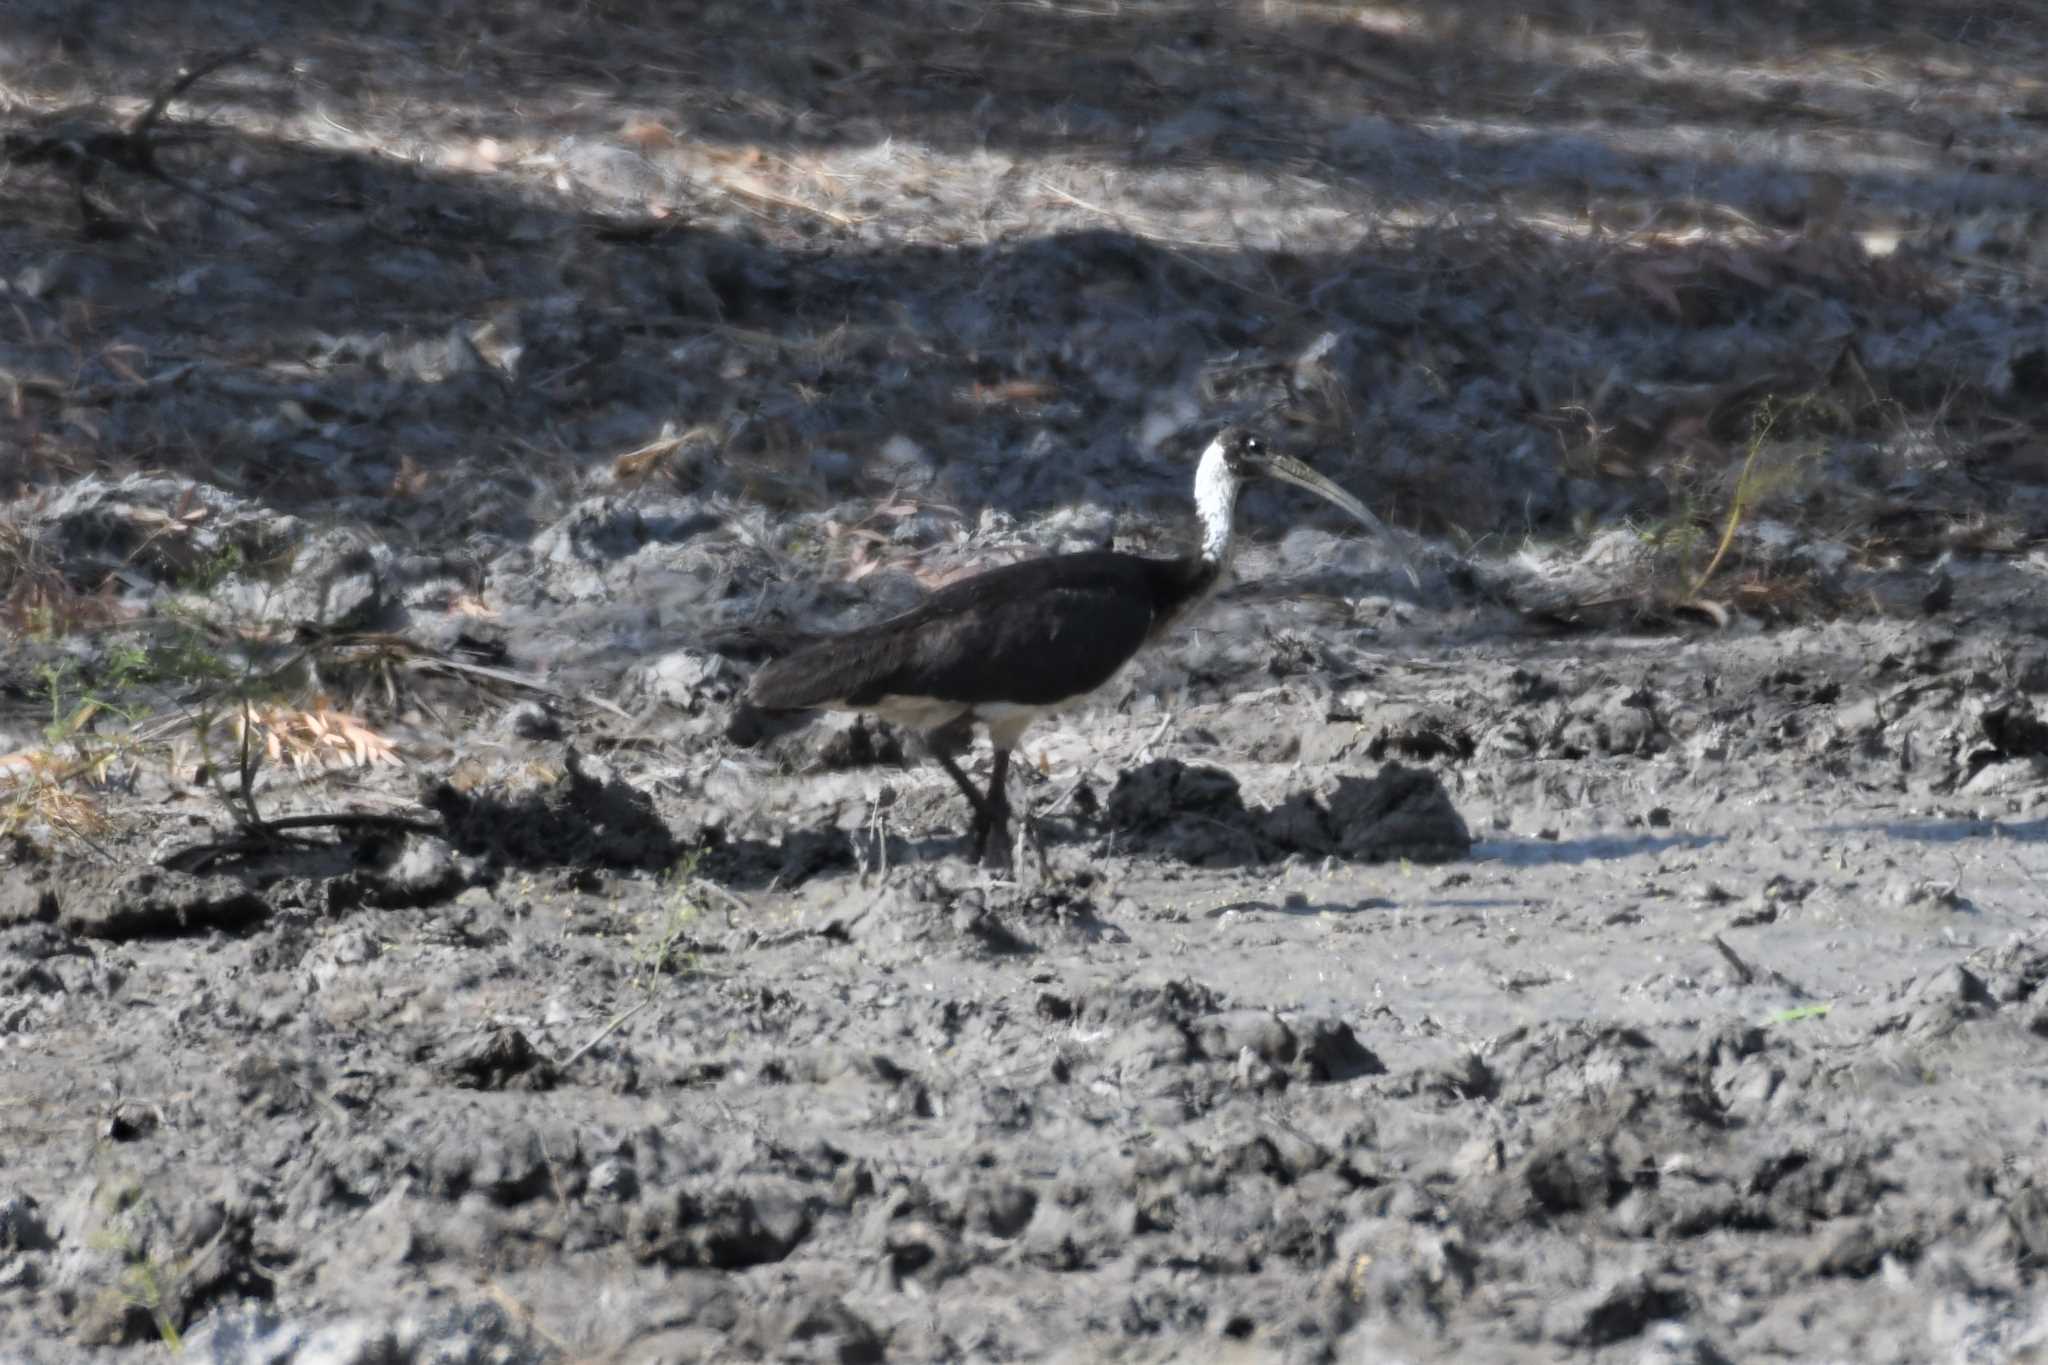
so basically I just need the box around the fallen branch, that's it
[158,810,445,871]
[557,998,654,1072]
[1708,933,1755,985]
[718,177,858,229]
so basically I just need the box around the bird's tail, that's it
[725,700,811,747]
[740,650,827,710]
[731,645,844,744]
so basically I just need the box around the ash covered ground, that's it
[4,2,2048,1361]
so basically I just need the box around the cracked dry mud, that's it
[6,618,2048,1363]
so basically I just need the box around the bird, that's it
[742,426,1414,864]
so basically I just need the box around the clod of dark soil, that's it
[1109,757,1471,864]
[1321,765,1473,861]
[1108,757,1249,832]
[440,1027,559,1092]
[773,712,909,773]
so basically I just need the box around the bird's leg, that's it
[976,748,1013,866]
[993,753,1054,880]
[932,746,998,845]
[925,718,1000,852]
[1015,796,1050,882]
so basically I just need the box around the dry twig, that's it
[2,45,270,234]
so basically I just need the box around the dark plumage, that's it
[747,551,1215,715]
[743,426,1410,864]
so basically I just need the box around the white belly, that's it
[834,695,1074,751]
[973,700,1061,750]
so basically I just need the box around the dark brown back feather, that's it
[746,551,1214,712]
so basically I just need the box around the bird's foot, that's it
[974,810,1012,867]
[952,746,1019,870]
[975,806,1050,878]
[1012,809,1051,881]
[974,784,1020,867]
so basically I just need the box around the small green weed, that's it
[1629,395,1828,603]
[85,1177,188,1352]
[180,544,245,593]
[632,853,710,987]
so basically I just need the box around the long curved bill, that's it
[1268,453,1421,587]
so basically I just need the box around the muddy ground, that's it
[5,2,2048,1362]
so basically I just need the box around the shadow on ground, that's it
[1,0,2043,558]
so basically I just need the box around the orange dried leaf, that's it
[969,379,1056,406]
[612,448,662,480]
[844,542,884,582]
[0,751,48,780]
[449,593,498,619]
[620,119,678,150]
[391,455,432,497]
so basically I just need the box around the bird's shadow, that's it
[696,810,1103,892]
[700,755,1474,889]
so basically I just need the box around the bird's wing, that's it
[748,555,1159,711]
[891,575,1158,707]
[746,636,885,711]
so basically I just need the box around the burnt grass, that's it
[6,2,2048,1361]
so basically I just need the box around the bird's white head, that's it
[1191,425,1418,584]
[1192,426,1267,564]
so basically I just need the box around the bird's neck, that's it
[1193,446,1241,568]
